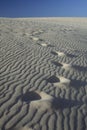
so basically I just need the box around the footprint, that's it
[37,42,48,47]
[22,91,54,109]
[41,43,48,47]
[51,51,66,56]
[47,75,70,88]
[52,61,63,67]
[52,61,72,70]
[24,33,32,36]
[37,40,49,47]
[47,75,60,83]
[38,41,54,47]
[30,36,39,41]
[57,76,71,86]
[32,31,39,35]
[29,35,48,47]
[62,63,72,69]
[22,90,81,111]
[52,61,87,72]
[38,30,44,33]
[51,50,78,58]
[32,29,44,35]
[22,91,41,103]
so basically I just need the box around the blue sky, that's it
[0,0,87,17]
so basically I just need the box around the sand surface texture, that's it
[0,18,87,130]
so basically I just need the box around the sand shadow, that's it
[47,44,55,47]
[66,53,77,58]
[53,97,82,110]
[22,91,41,103]
[70,79,87,89]
[73,65,87,72]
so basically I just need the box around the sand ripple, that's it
[0,18,87,130]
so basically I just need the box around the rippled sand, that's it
[0,18,87,130]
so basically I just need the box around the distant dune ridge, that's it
[0,18,87,130]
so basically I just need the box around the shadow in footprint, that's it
[51,51,58,55]
[39,38,44,42]
[22,91,41,103]
[53,98,82,110]
[70,79,87,89]
[47,75,60,83]
[52,61,63,67]
[47,44,55,47]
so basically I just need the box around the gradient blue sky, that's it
[0,0,87,17]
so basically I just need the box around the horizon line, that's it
[0,16,87,19]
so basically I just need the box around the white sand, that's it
[62,63,72,69]
[0,18,87,130]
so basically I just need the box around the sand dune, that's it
[0,18,87,130]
